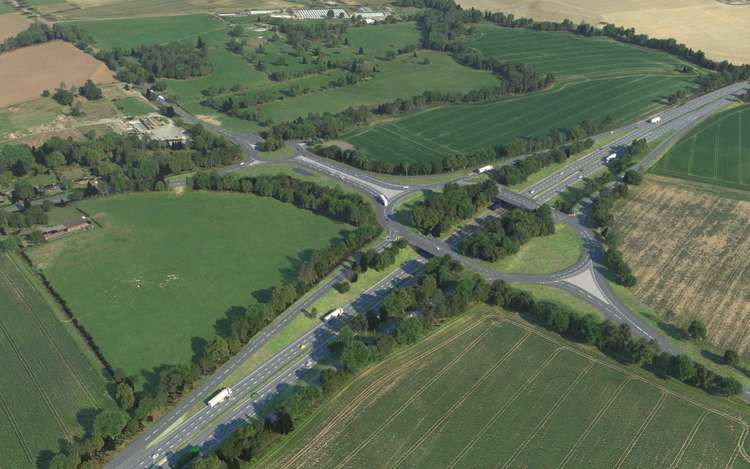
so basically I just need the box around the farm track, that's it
[670,411,709,469]
[614,391,668,468]
[0,257,99,407]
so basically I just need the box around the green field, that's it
[0,4,16,13]
[0,254,114,467]
[69,14,227,49]
[654,104,750,191]
[27,192,353,381]
[344,25,699,166]
[114,97,155,116]
[485,222,583,274]
[258,311,750,468]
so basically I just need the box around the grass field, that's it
[258,310,750,468]
[114,96,155,116]
[27,192,353,382]
[69,14,227,49]
[612,176,750,356]
[513,282,605,320]
[654,104,750,192]
[0,254,114,467]
[485,222,583,274]
[344,24,698,166]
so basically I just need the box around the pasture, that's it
[345,74,690,165]
[612,176,750,356]
[0,254,114,467]
[27,191,353,381]
[259,311,750,468]
[654,104,750,191]
[0,41,114,107]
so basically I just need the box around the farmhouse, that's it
[41,218,93,241]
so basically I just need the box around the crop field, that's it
[612,177,750,355]
[27,192,353,381]
[0,254,114,467]
[0,12,31,41]
[259,311,750,468]
[69,14,227,49]
[55,0,295,20]
[0,40,114,107]
[654,105,750,191]
[345,74,690,164]
[455,0,750,65]
[467,24,692,81]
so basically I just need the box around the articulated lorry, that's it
[207,388,232,408]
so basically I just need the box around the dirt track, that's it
[456,0,750,64]
[0,40,114,107]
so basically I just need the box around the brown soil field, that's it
[0,40,114,107]
[456,0,750,64]
[0,13,31,42]
[612,176,750,355]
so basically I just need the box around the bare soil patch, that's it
[0,13,31,42]
[457,0,750,64]
[0,40,114,107]
[612,177,750,355]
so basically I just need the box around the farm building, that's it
[42,218,93,241]
[127,115,189,146]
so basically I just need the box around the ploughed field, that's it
[612,177,750,356]
[259,311,750,468]
[0,254,114,468]
[654,104,750,192]
[27,191,352,382]
[344,24,698,166]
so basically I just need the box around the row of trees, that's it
[0,23,92,53]
[458,205,554,262]
[411,180,498,236]
[490,138,594,185]
[97,39,212,84]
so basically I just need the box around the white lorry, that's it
[648,116,662,124]
[324,308,344,321]
[377,194,389,207]
[604,153,617,162]
[476,165,494,174]
[207,388,232,408]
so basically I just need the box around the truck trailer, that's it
[648,116,662,124]
[207,388,232,408]
[324,308,345,321]
[605,153,617,162]
[476,165,494,174]
[377,194,389,207]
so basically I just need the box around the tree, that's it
[93,409,128,439]
[358,46,364,55]
[115,382,135,410]
[12,178,33,202]
[0,235,21,252]
[327,9,335,18]
[193,454,228,469]
[53,86,75,106]
[48,451,81,469]
[395,317,424,344]
[79,79,103,100]
[723,349,739,367]
[687,320,707,341]
[229,25,244,37]
[623,169,642,185]
[341,340,373,373]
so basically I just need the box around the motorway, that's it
[106,80,748,467]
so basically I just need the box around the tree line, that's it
[411,180,497,236]
[490,138,594,185]
[0,23,93,53]
[44,174,381,469]
[458,205,554,262]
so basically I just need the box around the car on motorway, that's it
[299,343,307,350]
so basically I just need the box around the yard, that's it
[27,191,354,383]
[257,310,750,468]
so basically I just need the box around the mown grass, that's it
[114,97,155,116]
[512,282,605,320]
[653,104,750,192]
[0,254,114,467]
[27,191,352,383]
[257,310,748,468]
